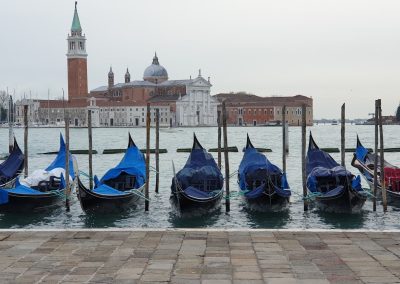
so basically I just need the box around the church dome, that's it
[143,53,168,83]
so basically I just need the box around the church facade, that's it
[15,2,218,127]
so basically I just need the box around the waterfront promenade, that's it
[0,229,399,283]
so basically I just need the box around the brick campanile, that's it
[67,1,88,100]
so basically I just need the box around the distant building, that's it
[215,93,313,126]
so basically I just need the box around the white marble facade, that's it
[176,73,219,126]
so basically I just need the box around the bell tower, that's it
[67,1,88,100]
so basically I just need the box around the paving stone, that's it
[0,230,399,283]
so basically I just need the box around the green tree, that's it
[396,104,400,122]
[0,106,7,122]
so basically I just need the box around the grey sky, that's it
[1,0,399,119]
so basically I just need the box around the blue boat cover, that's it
[306,133,362,193]
[184,186,219,199]
[93,184,131,196]
[100,141,146,189]
[45,134,75,179]
[3,134,73,197]
[0,189,8,205]
[355,142,369,162]
[238,144,290,198]
[0,139,24,179]
[6,178,58,196]
[174,136,223,194]
[322,186,345,198]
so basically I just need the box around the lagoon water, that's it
[1,125,400,229]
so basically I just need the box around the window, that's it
[79,41,84,50]
[142,118,144,122]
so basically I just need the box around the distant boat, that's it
[171,134,223,215]
[238,135,291,211]
[351,136,400,204]
[331,120,338,125]
[77,134,146,212]
[306,133,367,213]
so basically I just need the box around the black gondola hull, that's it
[77,179,142,212]
[243,193,290,212]
[0,190,66,212]
[170,191,223,214]
[311,187,366,213]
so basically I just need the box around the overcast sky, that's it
[1,0,399,119]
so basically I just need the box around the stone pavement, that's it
[0,230,399,284]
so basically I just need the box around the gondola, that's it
[77,134,146,212]
[0,138,24,189]
[306,133,367,213]
[171,134,223,214]
[0,134,76,211]
[238,135,291,211]
[351,136,400,204]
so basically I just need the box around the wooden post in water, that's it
[217,110,222,169]
[87,109,93,190]
[378,100,387,212]
[222,102,230,212]
[64,108,71,212]
[302,104,308,211]
[145,103,150,211]
[373,100,378,212]
[341,103,345,167]
[8,94,14,153]
[282,105,287,173]
[23,104,28,177]
[155,108,160,193]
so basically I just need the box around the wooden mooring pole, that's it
[88,109,93,190]
[217,110,222,169]
[155,108,160,194]
[222,102,230,212]
[378,100,387,212]
[341,103,345,167]
[373,100,378,212]
[23,104,28,177]
[302,104,308,211]
[145,103,150,211]
[8,93,14,153]
[282,105,287,173]
[65,109,71,212]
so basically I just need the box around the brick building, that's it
[215,93,313,126]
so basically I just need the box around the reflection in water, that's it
[243,207,290,228]
[169,208,221,228]
[81,205,141,228]
[316,210,366,229]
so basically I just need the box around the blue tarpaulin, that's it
[0,189,9,205]
[0,139,24,179]
[93,184,131,196]
[173,136,223,197]
[3,134,73,197]
[238,144,290,198]
[45,134,75,179]
[100,142,146,189]
[306,133,362,193]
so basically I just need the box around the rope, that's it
[150,166,159,174]
[78,170,93,180]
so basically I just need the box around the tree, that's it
[396,104,400,122]
[0,106,7,122]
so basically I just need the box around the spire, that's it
[71,1,82,34]
[108,66,113,76]
[152,52,159,65]
[198,69,202,77]
[125,68,131,83]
